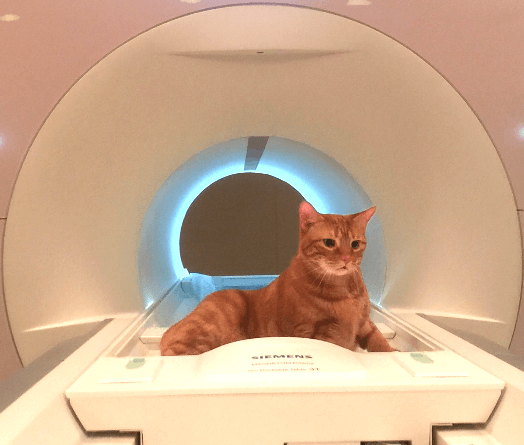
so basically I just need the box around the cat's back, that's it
[199,287,252,321]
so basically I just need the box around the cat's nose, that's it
[342,255,351,264]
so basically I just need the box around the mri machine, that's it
[1,4,524,445]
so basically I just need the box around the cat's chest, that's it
[324,296,367,321]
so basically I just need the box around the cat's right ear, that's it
[299,202,321,231]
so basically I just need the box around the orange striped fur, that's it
[160,202,394,356]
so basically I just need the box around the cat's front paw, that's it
[161,346,178,356]
[160,342,212,356]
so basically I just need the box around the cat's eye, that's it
[323,239,336,248]
[351,240,360,249]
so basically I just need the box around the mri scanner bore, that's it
[138,137,388,311]
[138,136,392,355]
[5,4,520,368]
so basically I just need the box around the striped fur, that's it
[160,202,394,356]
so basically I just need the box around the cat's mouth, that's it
[340,261,360,271]
[317,262,355,277]
[332,264,353,275]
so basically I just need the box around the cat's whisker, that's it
[310,270,324,288]
[307,262,326,273]
[314,268,331,289]
[306,263,330,282]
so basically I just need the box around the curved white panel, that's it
[3,5,521,364]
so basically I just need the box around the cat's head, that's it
[298,202,375,276]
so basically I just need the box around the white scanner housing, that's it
[2,4,523,445]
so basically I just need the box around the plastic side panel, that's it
[486,383,524,445]
[69,390,501,445]
[393,311,524,445]
[0,315,137,445]
[435,428,502,445]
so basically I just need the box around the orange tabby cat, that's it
[160,201,394,355]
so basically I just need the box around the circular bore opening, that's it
[181,173,304,276]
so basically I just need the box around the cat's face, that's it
[298,202,375,277]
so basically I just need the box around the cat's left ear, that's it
[299,201,322,231]
[353,206,376,227]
